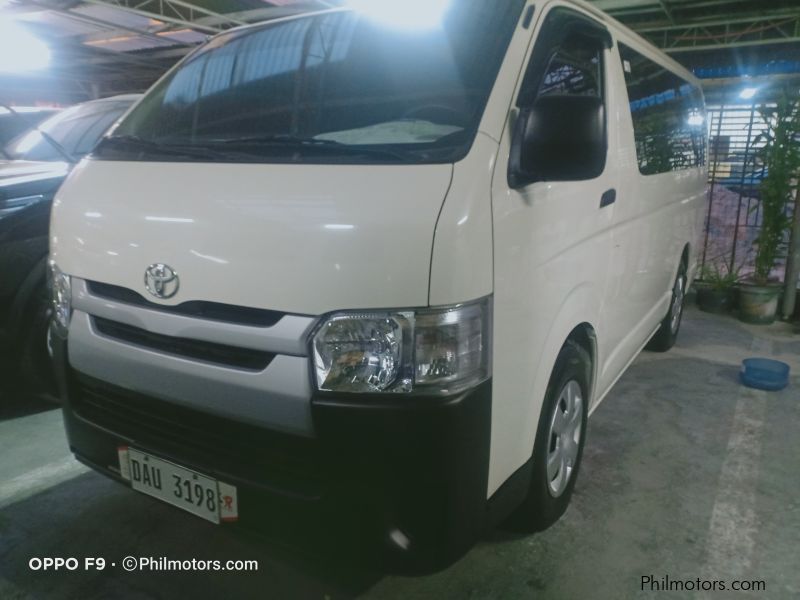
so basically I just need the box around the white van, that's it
[49,0,707,571]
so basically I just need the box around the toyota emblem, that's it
[144,264,180,299]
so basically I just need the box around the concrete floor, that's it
[1,306,798,599]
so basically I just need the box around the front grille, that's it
[93,316,274,371]
[87,280,285,328]
[71,372,325,500]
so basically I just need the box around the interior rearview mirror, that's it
[509,95,607,189]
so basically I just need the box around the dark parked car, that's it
[0,106,61,149]
[0,94,140,393]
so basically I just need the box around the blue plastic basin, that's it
[740,358,790,392]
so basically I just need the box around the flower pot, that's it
[738,283,782,325]
[696,286,732,314]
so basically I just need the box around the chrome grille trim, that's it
[72,278,316,357]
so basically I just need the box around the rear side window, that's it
[619,43,706,175]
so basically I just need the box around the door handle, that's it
[600,189,616,208]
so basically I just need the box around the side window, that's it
[518,8,607,107]
[618,43,706,175]
[508,8,609,186]
[537,37,602,98]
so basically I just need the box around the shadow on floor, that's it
[0,385,58,422]
[0,472,382,600]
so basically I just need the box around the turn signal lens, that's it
[49,262,72,338]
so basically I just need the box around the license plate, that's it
[118,447,238,524]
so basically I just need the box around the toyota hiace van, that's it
[49,0,708,571]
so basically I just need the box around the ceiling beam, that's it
[634,9,800,33]
[25,0,195,48]
[131,0,246,26]
[664,35,800,53]
[657,0,675,25]
[600,0,753,17]
[193,5,325,28]
[78,0,229,33]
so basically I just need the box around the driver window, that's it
[507,8,611,186]
[537,39,602,98]
[517,9,607,108]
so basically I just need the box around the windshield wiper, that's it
[39,130,76,163]
[1,103,76,163]
[208,135,413,162]
[100,135,252,161]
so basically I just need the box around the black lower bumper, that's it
[53,337,492,573]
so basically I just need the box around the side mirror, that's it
[509,95,606,188]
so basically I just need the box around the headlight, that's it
[49,262,72,338]
[312,297,491,395]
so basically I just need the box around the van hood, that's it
[51,160,453,315]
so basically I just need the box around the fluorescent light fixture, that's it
[739,87,758,100]
[687,112,704,127]
[0,16,50,73]
[346,0,451,30]
[145,216,194,223]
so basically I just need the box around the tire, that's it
[646,261,687,353]
[17,278,56,396]
[507,340,591,532]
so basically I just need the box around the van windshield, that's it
[96,2,525,165]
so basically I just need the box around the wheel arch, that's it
[681,243,691,268]
[680,242,693,282]
[526,284,602,443]
[565,322,598,401]
[7,255,49,344]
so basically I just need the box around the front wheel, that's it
[507,340,591,532]
[646,262,687,353]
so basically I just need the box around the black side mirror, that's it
[509,95,606,188]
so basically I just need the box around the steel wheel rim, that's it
[546,380,583,498]
[670,274,686,334]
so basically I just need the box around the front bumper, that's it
[53,336,492,573]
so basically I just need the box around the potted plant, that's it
[739,94,800,325]
[696,262,739,313]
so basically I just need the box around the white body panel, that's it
[51,161,452,315]
[485,1,707,494]
[428,133,497,306]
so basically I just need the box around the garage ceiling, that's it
[1,0,799,103]
[0,0,333,101]
[594,0,800,53]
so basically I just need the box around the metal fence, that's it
[700,102,795,282]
